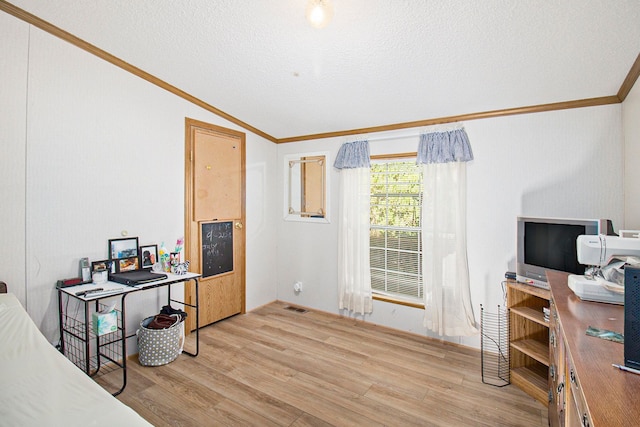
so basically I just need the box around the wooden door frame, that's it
[184,117,246,328]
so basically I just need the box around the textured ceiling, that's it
[7,0,640,140]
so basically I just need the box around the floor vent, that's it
[284,305,308,313]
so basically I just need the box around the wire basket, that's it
[480,304,510,387]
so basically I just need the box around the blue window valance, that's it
[334,140,370,169]
[417,128,473,165]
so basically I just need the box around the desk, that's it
[547,271,640,426]
[57,272,200,396]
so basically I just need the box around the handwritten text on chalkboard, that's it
[201,221,233,278]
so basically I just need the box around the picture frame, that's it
[108,237,139,260]
[140,244,158,269]
[117,256,139,272]
[91,259,116,274]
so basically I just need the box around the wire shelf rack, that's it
[480,304,510,387]
[60,303,124,378]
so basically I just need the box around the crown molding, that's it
[618,53,640,102]
[276,96,621,143]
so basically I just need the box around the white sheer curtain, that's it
[418,126,478,336]
[334,141,372,315]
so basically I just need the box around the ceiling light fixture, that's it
[306,0,334,29]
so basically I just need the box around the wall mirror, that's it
[284,151,330,223]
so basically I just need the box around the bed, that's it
[0,289,152,426]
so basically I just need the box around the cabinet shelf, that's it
[510,306,548,326]
[511,364,549,404]
[510,338,549,366]
[507,280,550,407]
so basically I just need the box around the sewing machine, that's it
[568,234,640,304]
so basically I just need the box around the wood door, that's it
[184,118,245,330]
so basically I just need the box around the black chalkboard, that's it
[201,221,233,278]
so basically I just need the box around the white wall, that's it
[624,79,640,229]
[0,13,28,304]
[277,105,624,348]
[0,14,278,344]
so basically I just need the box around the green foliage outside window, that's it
[370,160,423,301]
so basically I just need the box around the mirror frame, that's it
[283,151,330,223]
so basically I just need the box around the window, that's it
[370,157,423,304]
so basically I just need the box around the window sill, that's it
[373,294,424,309]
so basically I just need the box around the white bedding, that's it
[0,293,152,427]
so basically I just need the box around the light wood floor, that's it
[104,301,547,426]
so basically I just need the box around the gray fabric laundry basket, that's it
[137,315,182,366]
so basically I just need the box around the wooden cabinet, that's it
[547,270,640,426]
[565,350,591,427]
[507,280,550,406]
[548,296,562,425]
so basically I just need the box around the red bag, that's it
[146,314,178,329]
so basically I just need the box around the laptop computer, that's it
[109,270,167,287]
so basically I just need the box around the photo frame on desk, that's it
[91,260,114,284]
[140,244,158,269]
[108,237,139,260]
[116,256,139,272]
[91,260,115,274]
